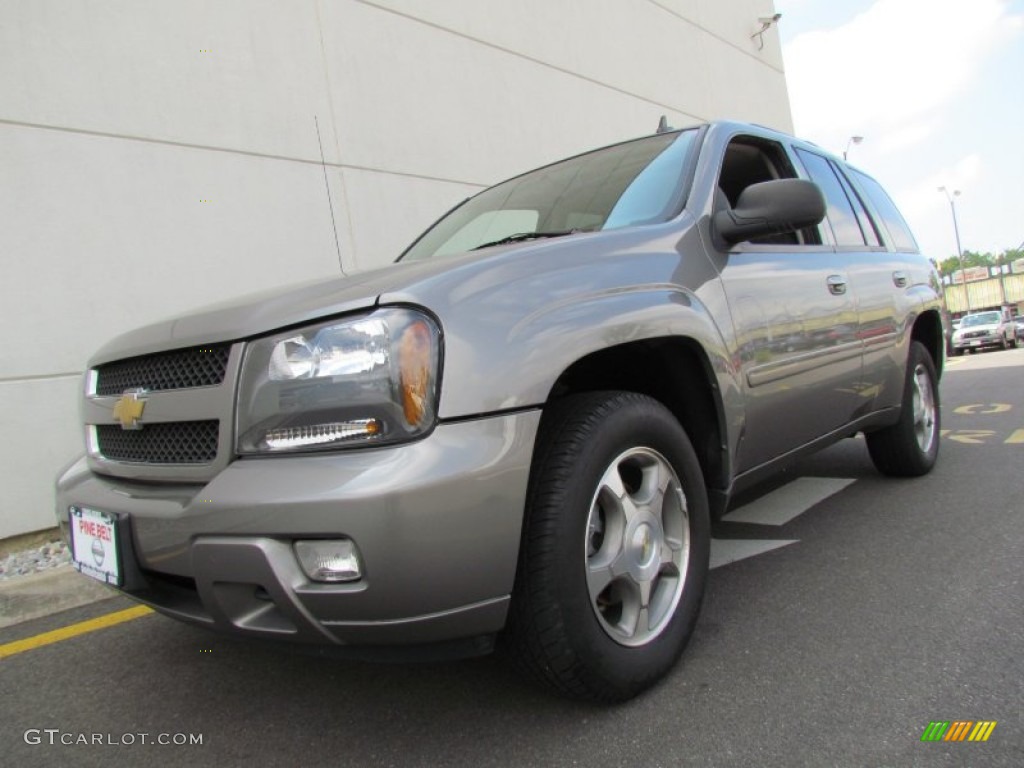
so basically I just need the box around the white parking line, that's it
[710,476,856,569]
[722,477,857,526]
[710,538,798,569]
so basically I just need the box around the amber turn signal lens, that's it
[399,320,433,427]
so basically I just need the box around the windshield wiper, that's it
[471,229,580,251]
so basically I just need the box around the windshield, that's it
[961,312,1001,327]
[399,129,698,262]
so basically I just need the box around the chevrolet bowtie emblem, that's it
[112,390,147,430]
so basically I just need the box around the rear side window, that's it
[848,169,919,252]
[834,167,882,247]
[794,148,865,247]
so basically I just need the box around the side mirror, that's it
[713,179,826,246]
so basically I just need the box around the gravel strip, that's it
[0,538,72,581]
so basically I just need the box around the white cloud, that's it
[874,120,934,154]
[899,153,982,222]
[783,0,1012,150]
[780,0,1024,258]
[898,153,986,259]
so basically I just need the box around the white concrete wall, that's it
[0,0,789,539]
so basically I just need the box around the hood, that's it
[88,227,649,366]
[90,256,466,365]
[953,322,1000,337]
[955,321,1000,331]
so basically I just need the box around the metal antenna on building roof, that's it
[315,115,347,276]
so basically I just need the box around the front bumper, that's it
[56,411,540,652]
[953,334,1002,351]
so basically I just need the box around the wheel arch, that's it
[545,337,729,497]
[911,308,945,377]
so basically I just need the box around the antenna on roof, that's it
[656,115,673,134]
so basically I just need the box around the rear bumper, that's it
[55,411,540,651]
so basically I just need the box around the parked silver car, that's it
[56,121,944,701]
[951,310,1017,354]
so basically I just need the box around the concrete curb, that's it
[0,565,113,629]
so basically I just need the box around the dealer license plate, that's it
[69,506,121,586]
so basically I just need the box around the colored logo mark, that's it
[920,721,996,742]
[112,390,146,430]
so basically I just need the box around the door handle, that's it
[826,275,847,295]
[892,270,909,288]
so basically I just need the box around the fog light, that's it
[294,539,362,583]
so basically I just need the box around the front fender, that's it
[380,227,738,422]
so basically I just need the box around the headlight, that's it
[236,308,441,454]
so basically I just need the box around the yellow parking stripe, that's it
[0,605,153,660]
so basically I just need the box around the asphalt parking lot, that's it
[2,348,1022,767]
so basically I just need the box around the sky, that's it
[774,0,1024,263]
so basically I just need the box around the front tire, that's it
[507,391,710,702]
[866,341,940,477]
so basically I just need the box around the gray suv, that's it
[56,121,944,702]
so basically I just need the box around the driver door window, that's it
[717,138,824,247]
[712,135,860,470]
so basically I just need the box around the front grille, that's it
[961,330,989,340]
[96,421,219,464]
[95,345,231,395]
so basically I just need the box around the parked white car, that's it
[951,311,1017,354]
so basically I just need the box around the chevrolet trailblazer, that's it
[57,121,945,702]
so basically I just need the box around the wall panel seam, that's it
[645,0,787,75]
[0,119,488,188]
[0,373,83,384]
[353,0,708,119]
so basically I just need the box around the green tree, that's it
[960,250,995,267]
[939,256,960,275]
[997,248,1023,266]
[937,249,1021,276]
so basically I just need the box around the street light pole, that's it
[938,186,970,311]
[843,135,863,161]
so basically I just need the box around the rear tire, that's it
[866,341,940,477]
[506,391,710,703]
